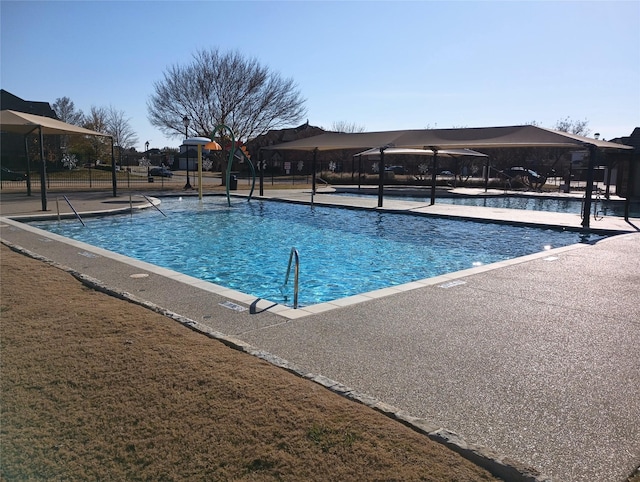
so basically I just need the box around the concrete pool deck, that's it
[1,189,639,481]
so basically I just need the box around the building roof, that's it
[0,90,58,119]
[609,127,640,151]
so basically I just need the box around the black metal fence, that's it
[1,169,182,191]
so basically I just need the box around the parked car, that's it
[503,167,543,182]
[439,170,453,176]
[1,167,26,181]
[385,165,406,174]
[149,167,173,177]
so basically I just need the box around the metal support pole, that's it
[351,155,355,183]
[624,152,637,221]
[183,121,192,190]
[484,158,490,193]
[197,144,203,200]
[38,126,47,211]
[23,133,33,196]
[311,148,318,204]
[604,159,612,199]
[430,148,438,206]
[259,152,264,197]
[111,137,117,197]
[226,129,235,206]
[581,144,598,229]
[377,148,385,207]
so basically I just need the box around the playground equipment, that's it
[210,124,256,207]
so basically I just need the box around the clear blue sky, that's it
[2,1,639,151]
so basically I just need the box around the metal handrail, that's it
[592,188,604,221]
[142,195,167,217]
[58,196,85,226]
[281,247,300,309]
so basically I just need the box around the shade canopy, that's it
[1,110,115,211]
[354,147,488,158]
[184,136,213,146]
[265,130,401,152]
[265,125,633,152]
[0,109,110,137]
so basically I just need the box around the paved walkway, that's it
[1,189,639,482]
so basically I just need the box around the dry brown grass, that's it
[0,244,499,481]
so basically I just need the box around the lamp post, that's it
[183,115,192,190]
[145,140,150,177]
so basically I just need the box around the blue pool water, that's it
[31,197,602,307]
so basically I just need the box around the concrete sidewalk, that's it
[1,189,639,481]
[0,191,153,218]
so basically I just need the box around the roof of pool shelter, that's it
[263,125,633,152]
[0,109,111,137]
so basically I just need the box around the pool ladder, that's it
[281,247,300,309]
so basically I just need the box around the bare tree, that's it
[331,121,366,133]
[81,106,110,164]
[554,116,591,136]
[52,97,85,156]
[147,48,307,141]
[106,106,138,149]
[52,97,84,125]
[83,106,107,133]
[106,106,138,166]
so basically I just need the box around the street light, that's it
[183,115,192,190]
[145,140,150,177]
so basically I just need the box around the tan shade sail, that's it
[0,109,110,137]
[391,126,632,150]
[265,125,632,152]
[264,130,405,151]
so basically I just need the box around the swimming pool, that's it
[31,197,602,307]
[334,191,640,217]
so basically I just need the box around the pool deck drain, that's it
[1,189,639,482]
